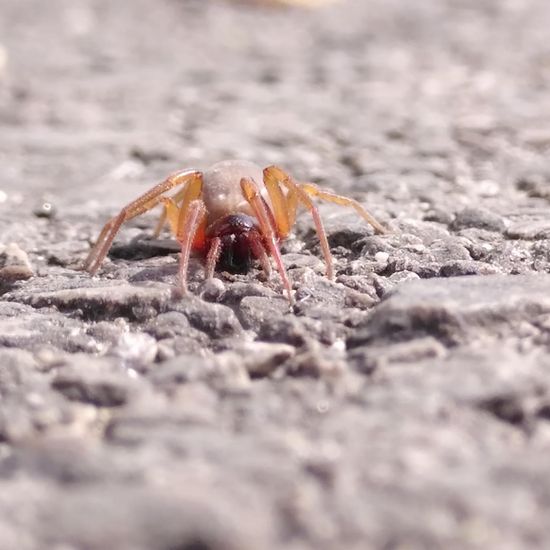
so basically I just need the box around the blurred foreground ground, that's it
[1,0,550,549]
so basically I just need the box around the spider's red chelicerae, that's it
[84,160,386,304]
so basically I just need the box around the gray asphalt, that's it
[1,0,550,548]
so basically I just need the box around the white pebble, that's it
[374,252,389,264]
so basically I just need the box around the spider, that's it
[83,160,386,305]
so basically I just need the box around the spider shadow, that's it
[109,236,180,262]
[111,236,282,304]
[107,236,191,285]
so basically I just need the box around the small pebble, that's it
[109,332,158,364]
[374,251,389,264]
[33,201,57,219]
[451,207,505,232]
[506,221,550,240]
[198,277,226,301]
[0,242,34,282]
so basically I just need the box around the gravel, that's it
[1,0,550,548]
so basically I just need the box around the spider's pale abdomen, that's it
[202,159,266,224]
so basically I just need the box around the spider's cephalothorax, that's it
[83,159,387,305]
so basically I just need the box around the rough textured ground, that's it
[1,0,550,548]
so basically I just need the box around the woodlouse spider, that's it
[84,160,386,305]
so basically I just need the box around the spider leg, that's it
[300,183,387,235]
[175,176,204,242]
[264,165,335,280]
[84,170,202,275]
[249,234,272,280]
[263,168,292,238]
[205,236,222,280]
[240,177,294,305]
[155,197,179,236]
[153,203,170,238]
[154,173,205,238]
[263,166,302,239]
[175,199,207,296]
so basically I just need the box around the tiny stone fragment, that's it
[352,274,550,347]
[372,271,421,298]
[0,243,33,283]
[238,295,290,331]
[33,200,56,219]
[171,297,243,338]
[451,207,506,232]
[150,353,251,392]
[506,220,550,240]
[108,332,158,365]
[230,341,295,377]
[22,283,173,321]
[51,356,140,407]
[439,260,501,277]
[285,340,346,378]
[198,277,226,301]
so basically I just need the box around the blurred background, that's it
[1,0,549,216]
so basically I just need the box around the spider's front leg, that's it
[175,199,206,296]
[240,177,294,305]
[84,170,202,275]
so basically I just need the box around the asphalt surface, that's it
[1,0,550,549]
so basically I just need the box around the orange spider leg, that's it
[240,177,294,305]
[175,199,207,296]
[154,174,206,239]
[84,169,201,275]
[153,208,169,238]
[153,184,191,237]
[175,175,204,241]
[263,167,301,241]
[263,168,292,238]
[174,176,206,293]
[264,165,335,280]
[155,197,180,236]
[299,183,387,235]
